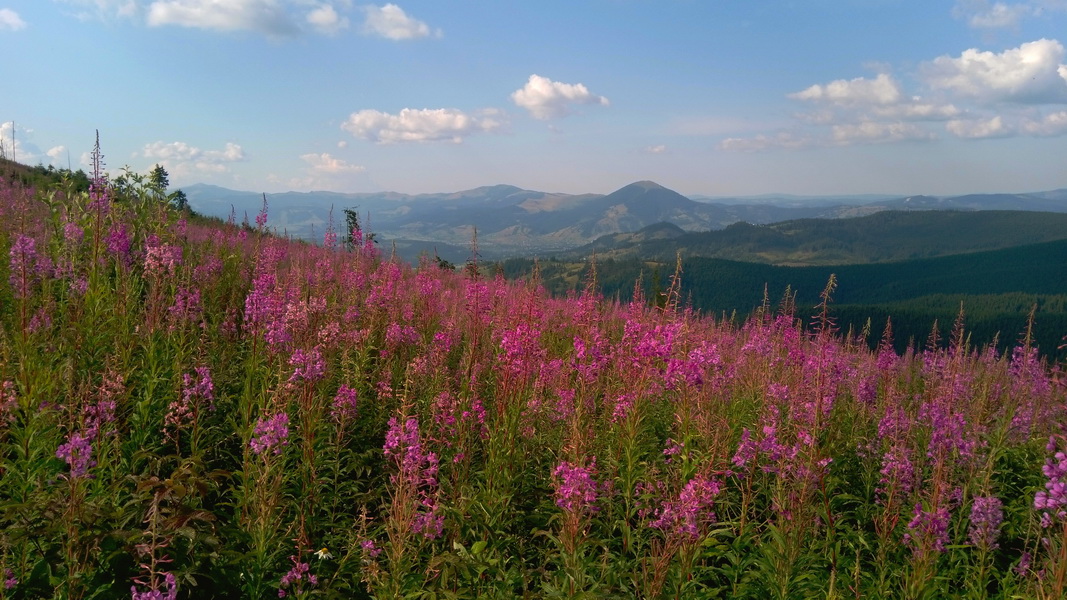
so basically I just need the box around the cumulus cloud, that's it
[946,116,1012,138]
[789,73,902,106]
[832,121,935,144]
[0,8,27,30]
[510,75,609,120]
[146,0,299,35]
[307,3,349,34]
[0,121,46,163]
[922,39,1067,104]
[1021,110,1067,135]
[141,140,245,175]
[300,152,364,173]
[361,3,438,40]
[341,107,505,143]
[46,146,67,164]
[644,145,668,154]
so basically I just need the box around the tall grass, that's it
[0,159,1064,599]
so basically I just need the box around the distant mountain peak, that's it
[624,180,668,191]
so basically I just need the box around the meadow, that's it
[0,152,1065,599]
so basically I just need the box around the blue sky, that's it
[2,1,1067,197]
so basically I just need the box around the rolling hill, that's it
[568,210,1067,265]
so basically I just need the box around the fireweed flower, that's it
[552,459,600,514]
[383,416,444,539]
[0,380,16,427]
[63,220,84,245]
[330,385,359,423]
[968,496,1004,549]
[105,224,132,265]
[131,571,177,600]
[4,567,15,590]
[651,474,722,539]
[143,239,183,277]
[1034,434,1067,527]
[903,503,951,557]
[9,234,42,299]
[250,412,289,456]
[56,431,96,479]
[663,438,684,463]
[277,556,316,598]
[164,367,215,435]
[288,346,326,384]
[360,539,382,558]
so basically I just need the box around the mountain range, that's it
[183,180,1067,263]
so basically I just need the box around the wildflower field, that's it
[1,151,1066,600]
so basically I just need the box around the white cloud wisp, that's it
[341,108,505,143]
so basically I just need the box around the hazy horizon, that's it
[4,1,1067,197]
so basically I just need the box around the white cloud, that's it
[831,121,935,144]
[0,121,45,163]
[719,132,812,152]
[55,0,363,36]
[307,3,348,34]
[337,140,348,149]
[361,3,437,40]
[644,145,668,154]
[0,8,27,30]
[147,0,299,35]
[922,39,1067,104]
[341,107,505,143]
[1021,110,1067,135]
[300,152,364,173]
[46,146,67,165]
[53,0,140,20]
[789,73,902,106]
[511,74,610,120]
[870,101,962,120]
[141,140,245,174]
[946,116,1013,138]
[953,1,1034,28]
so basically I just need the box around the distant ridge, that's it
[181,179,1067,261]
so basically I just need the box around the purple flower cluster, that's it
[651,474,722,539]
[167,286,202,327]
[143,241,183,277]
[56,396,117,479]
[165,367,215,435]
[360,538,382,558]
[130,572,177,600]
[9,234,46,299]
[903,503,951,557]
[1034,434,1067,527]
[277,555,316,598]
[383,416,443,539]
[5,567,17,590]
[250,412,289,456]
[63,220,84,245]
[552,458,599,514]
[330,385,359,423]
[0,380,16,427]
[288,346,325,384]
[968,495,1004,549]
[105,222,130,256]
[878,445,916,501]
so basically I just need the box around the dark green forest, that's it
[499,239,1067,358]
